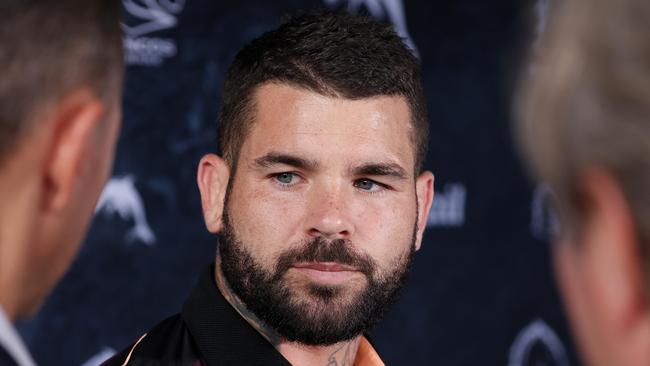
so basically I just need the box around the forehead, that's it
[241,83,415,172]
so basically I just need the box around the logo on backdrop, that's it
[530,183,560,242]
[428,183,466,227]
[95,176,156,245]
[323,0,419,57]
[121,0,187,66]
[508,319,569,366]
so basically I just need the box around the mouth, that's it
[291,262,361,285]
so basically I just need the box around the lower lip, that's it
[291,267,360,285]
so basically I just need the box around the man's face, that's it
[219,83,429,345]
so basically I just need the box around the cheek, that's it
[228,180,307,260]
[353,197,417,264]
[554,244,602,363]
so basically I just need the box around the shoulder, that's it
[101,314,205,366]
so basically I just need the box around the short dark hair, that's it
[0,0,123,165]
[218,10,428,174]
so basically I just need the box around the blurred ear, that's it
[197,154,230,233]
[414,171,435,251]
[577,168,650,353]
[42,89,104,212]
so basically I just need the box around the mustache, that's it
[274,237,376,278]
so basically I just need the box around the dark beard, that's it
[219,208,416,346]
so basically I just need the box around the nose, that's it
[306,183,354,240]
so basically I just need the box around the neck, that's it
[0,124,59,323]
[0,201,29,322]
[0,163,42,322]
[214,255,361,366]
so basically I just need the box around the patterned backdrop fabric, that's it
[17,0,577,365]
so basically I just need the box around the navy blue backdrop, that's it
[17,1,578,365]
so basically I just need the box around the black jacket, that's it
[102,265,291,366]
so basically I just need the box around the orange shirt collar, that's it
[354,336,385,366]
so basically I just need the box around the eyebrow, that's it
[351,162,409,180]
[252,152,408,180]
[252,152,319,171]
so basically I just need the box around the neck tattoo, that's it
[214,256,282,346]
[327,342,358,366]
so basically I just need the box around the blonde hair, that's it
[517,0,650,249]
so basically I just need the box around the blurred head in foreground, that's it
[0,0,123,321]
[517,0,650,364]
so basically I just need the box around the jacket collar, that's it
[0,306,36,366]
[182,265,291,366]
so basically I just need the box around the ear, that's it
[578,168,649,345]
[197,154,230,233]
[42,89,105,212]
[414,171,435,251]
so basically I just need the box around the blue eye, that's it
[354,179,379,192]
[275,172,295,185]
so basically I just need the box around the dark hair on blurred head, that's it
[218,10,428,174]
[0,0,123,165]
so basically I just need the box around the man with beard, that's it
[105,10,434,366]
[517,0,650,365]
